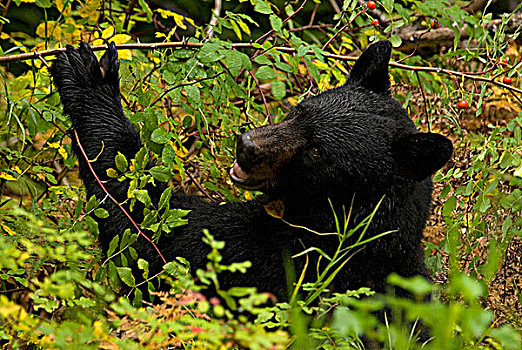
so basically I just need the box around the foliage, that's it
[1,0,521,348]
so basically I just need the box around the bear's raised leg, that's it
[51,43,150,250]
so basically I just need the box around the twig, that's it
[249,70,272,122]
[186,171,217,202]
[322,8,366,50]
[0,0,12,34]
[415,71,430,131]
[255,0,308,44]
[328,0,341,14]
[73,129,167,265]
[149,72,224,107]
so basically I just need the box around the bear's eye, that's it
[311,147,320,158]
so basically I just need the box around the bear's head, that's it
[229,41,453,204]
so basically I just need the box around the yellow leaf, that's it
[0,172,16,181]
[78,0,100,22]
[157,8,176,19]
[58,147,68,160]
[47,141,60,149]
[174,145,188,157]
[93,321,104,337]
[111,34,131,44]
[0,33,9,40]
[173,13,187,29]
[155,32,166,38]
[1,223,16,236]
[102,26,115,39]
[19,252,30,261]
[314,60,328,70]
[514,165,522,178]
[264,200,285,219]
[92,38,104,46]
[119,49,132,61]
[35,21,61,39]
[13,40,28,53]
[56,0,64,12]
[237,20,251,35]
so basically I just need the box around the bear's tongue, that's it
[230,161,249,182]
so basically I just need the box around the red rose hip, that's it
[366,1,377,10]
[457,100,469,109]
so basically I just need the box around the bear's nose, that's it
[236,132,260,169]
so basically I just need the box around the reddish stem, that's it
[73,129,167,265]
[249,70,272,122]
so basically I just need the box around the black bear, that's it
[51,40,452,301]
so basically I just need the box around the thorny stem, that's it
[321,8,366,50]
[3,41,520,99]
[255,0,308,44]
[73,129,167,265]
[249,70,272,122]
[415,71,430,131]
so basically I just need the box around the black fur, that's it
[51,41,452,301]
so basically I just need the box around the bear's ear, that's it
[392,133,453,181]
[349,40,392,94]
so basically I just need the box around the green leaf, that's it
[253,0,272,14]
[222,50,251,76]
[271,80,286,100]
[133,288,143,307]
[197,41,224,64]
[106,168,118,178]
[108,261,120,289]
[254,55,272,65]
[138,258,149,279]
[255,65,277,80]
[274,61,293,73]
[120,229,131,249]
[164,261,179,276]
[117,267,136,287]
[35,0,52,8]
[108,235,119,256]
[133,189,151,206]
[94,208,109,218]
[129,247,138,260]
[184,84,201,105]
[115,152,128,172]
[476,194,491,213]
[85,195,99,213]
[150,166,173,182]
[158,187,172,210]
[151,129,170,144]
[442,196,456,217]
[269,14,283,32]
[389,34,402,47]
[138,0,153,21]
[134,147,149,170]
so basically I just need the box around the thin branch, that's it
[2,41,521,96]
[186,171,217,202]
[249,70,272,122]
[255,0,308,44]
[322,8,366,50]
